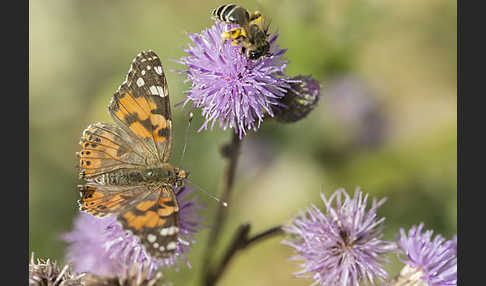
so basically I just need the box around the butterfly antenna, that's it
[178,111,194,167]
[186,179,228,207]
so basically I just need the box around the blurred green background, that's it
[29,0,456,285]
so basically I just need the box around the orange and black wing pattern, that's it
[77,50,182,260]
[118,185,180,259]
[108,50,173,164]
[78,184,152,217]
[77,122,146,180]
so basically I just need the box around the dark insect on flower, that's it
[176,22,293,139]
[282,188,396,286]
[274,75,321,123]
[211,4,270,60]
[395,223,457,286]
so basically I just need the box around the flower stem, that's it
[204,224,283,286]
[201,132,241,283]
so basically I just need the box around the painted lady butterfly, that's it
[76,50,186,259]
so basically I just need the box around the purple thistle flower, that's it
[323,75,387,148]
[62,213,123,276]
[62,186,203,278]
[396,223,457,286]
[176,22,293,139]
[282,188,396,286]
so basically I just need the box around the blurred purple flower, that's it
[62,213,122,276]
[282,188,396,286]
[62,186,203,278]
[396,223,457,286]
[323,75,387,148]
[176,22,293,139]
[449,235,457,256]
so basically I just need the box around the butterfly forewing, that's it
[77,122,146,180]
[108,50,173,164]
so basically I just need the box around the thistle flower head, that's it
[396,223,457,286]
[274,75,321,123]
[282,188,396,286]
[29,253,84,286]
[29,253,168,286]
[176,22,293,139]
[62,186,203,278]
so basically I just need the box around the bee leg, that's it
[249,11,262,23]
[221,27,246,43]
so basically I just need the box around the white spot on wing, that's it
[167,242,177,250]
[150,86,159,95]
[136,77,145,87]
[167,226,179,235]
[156,86,165,97]
[160,227,168,236]
[147,234,156,243]
[159,245,165,251]
[154,66,163,75]
[153,242,159,248]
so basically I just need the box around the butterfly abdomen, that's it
[92,169,147,185]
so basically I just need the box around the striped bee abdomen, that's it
[211,4,250,25]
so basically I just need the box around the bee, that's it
[211,4,270,60]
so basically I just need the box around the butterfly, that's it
[76,50,188,259]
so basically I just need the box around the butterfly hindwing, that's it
[78,184,153,217]
[118,185,179,259]
[108,50,173,164]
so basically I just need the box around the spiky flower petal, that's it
[29,253,84,286]
[282,188,396,286]
[29,252,168,286]
[395,223,457,286]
